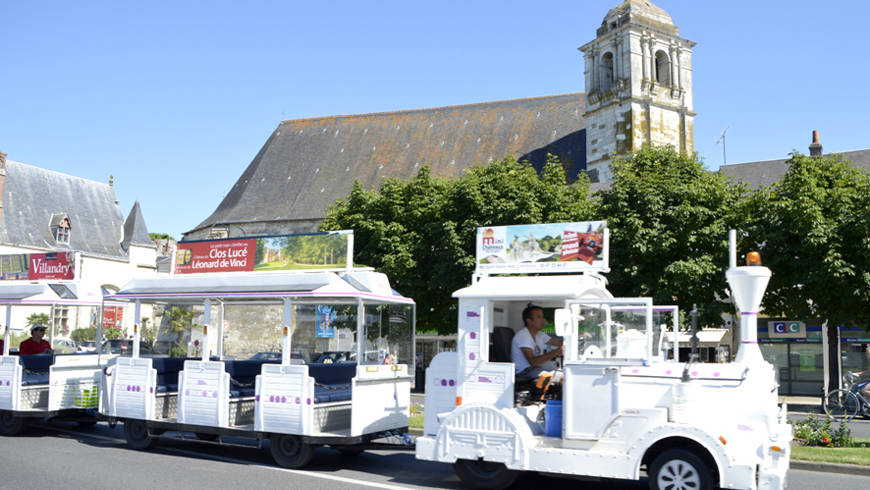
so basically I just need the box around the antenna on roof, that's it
[715,126,730,165]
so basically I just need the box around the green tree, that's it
[149,232,174,241]
[322,155,597,333]
[750,152,870,391]
[166,307,197,357]
[598,145,750,326]
[26,313,50,327]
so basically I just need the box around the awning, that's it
[453,274,611,303]
[0,281,116,305]
[108,271,414,305]
[666,328,731,348]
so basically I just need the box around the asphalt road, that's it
[1,421,869,490]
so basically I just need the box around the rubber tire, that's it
[124,419,157,450]
[0,411,27,436]
[453,459,519,490]
[270,434,314,469]
[824,389,860,421]
[647,449,713,490]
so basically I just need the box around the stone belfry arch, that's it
[580,0,695,182]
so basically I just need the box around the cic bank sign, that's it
[768,320,806,339]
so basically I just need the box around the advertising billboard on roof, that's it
[175,232,351,274]
[476,221,608,274]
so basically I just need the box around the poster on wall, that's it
[174,231,351,274]
[0,252,76,280]
[475,221,608,273]
[102,306,124,331]
[316,305,336,339]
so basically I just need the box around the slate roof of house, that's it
[122,200,155,250]
[718,149,870,189]
[1,160,128,259]
[188,94,586,235]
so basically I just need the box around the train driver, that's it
[511,304,563,382]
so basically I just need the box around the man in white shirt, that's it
[511,304,563,382]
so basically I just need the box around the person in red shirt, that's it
[19,324,52,355]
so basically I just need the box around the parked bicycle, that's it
[823,371,870,421]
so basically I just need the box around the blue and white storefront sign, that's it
[768,320,805,339]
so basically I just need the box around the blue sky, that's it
[3,1,867,240]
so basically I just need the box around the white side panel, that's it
[564,363,620,439]
[351,364,410,436]
[461,362,514,409]
[255,363,313,434]
[0,356,21,411]
[423,352,457,436]
[177,360,229,427]
[108,357,155,420]
[48,355,102,411]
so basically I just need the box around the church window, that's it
[600,52,614,92]
[50,214,72,245]
[655,50,671,86]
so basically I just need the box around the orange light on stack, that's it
[745,251,762,266]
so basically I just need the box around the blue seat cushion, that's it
[226,359,278,398]
[309,363,355,403]
[21,372,50,386]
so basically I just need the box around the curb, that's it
[790,460,870,477]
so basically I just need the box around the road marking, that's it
[41,425,417,490]
[164,447,418,490]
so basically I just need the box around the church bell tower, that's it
[580,0,696,182]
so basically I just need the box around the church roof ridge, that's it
[279,93,585,124]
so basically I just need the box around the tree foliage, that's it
[598,145,750,326]
[26,313,50,327]
[751,152,870,329]
[149,232,174,241]
[321,155,596,333]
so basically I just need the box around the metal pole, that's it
[690,304,699,361]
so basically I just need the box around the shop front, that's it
[758,318,824,396]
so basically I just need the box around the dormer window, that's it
[50,214,72,245]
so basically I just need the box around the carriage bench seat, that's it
[152,357,195,393]
[309,362,356,403]
[20,354,53,386]
[226,359,279,398]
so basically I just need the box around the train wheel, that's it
[0,411,26,436]
[648,449,713,490]
[124,419,157,450]
[453,459,519,490]
[270,434,314,468]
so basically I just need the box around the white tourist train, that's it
[98,231,415,468]
[0,280,117,434]
[416,223,792,490]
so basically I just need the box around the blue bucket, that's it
[545,400,563,437]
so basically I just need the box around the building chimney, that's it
[0,152,6,220]
[809,130,823,157]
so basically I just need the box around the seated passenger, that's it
[511,304,563,382]
[19,324,53,355]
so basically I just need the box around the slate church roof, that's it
[188,94,586,236]
[122,200,155,251]
[719,149,870,189]
[1,159,128,259]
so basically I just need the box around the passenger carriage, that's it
[99,231,415,468]
[416,223,792,490]
[0,281,117,434]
